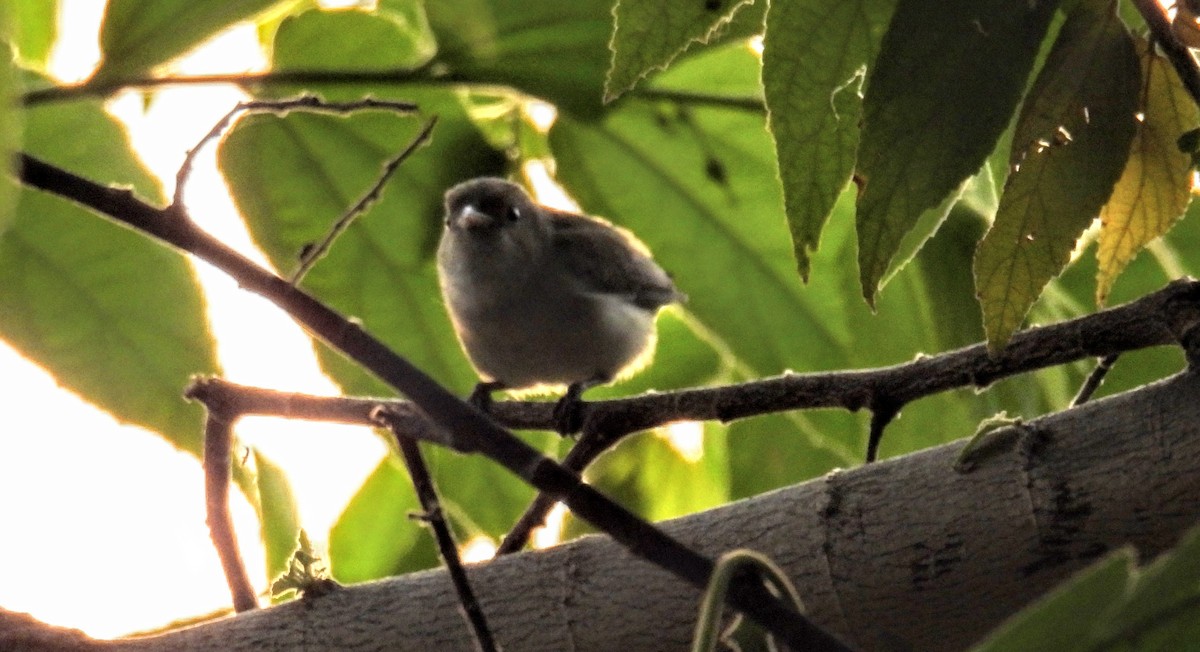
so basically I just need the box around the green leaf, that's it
[970,525,1200,651]
[563,424,728,543]
[10,0,57,68]
[1095,39,1198,306]
[605,0,758,102]
[1,82,218,455]
[429,437,547,538]
[968,549,1133,652]
[273,6,434,81]
[762,0,894,281]
[94,0,289,81]
[855,0,1058,304]
[0,16,21,236]
[328,457,435,582]
[1100,527,1200,644]
[593,424,730,523]
[728,413,852,498]
[252,449,302,585]
[423,0,614,118]
[377,0,438,67]
[974,0,1139,349]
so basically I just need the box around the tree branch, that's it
[390,435,498,652]
[183,277,1200,445]
[14,370,1199,651]
[201,412,259,613]
[22,69,768,115]
[17,154,847,652]
[180,270,1200,558]
[1133,0,1200,107]
[21,69,437,106]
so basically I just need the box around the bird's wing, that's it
[548,208,684,310]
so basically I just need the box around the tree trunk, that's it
[9,370,1200,651]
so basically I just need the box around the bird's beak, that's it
[454,205,492,231]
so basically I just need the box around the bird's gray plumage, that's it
[436,177,683,394]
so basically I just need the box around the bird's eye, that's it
[506,206,521,222]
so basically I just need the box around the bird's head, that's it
[443,177,539,234]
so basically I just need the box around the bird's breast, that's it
[443,271,658,389]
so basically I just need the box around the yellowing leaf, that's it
[1096,39,1198,306]
[973,0,1139,350]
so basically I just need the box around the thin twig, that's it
[22,68,766,115]
[1071,353,1121,407]
[173,95,420,209]
[291,115,438,283]
[22,69,438,106]
[865,403,900,463]
[20,154,848,651]
[386,426,498,652]
[496,428,620,555]
[629,87,766,112]
[1133,0,1200,106]
[200,411,259,613]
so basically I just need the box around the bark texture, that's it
[8,371,1200,652]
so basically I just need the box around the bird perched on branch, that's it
[436,177,685,432]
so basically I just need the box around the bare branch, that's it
[21,69,435,106]
[199,410,258,613]
[173,95,420,209]
[1070,353,1120,407]
[386,427,498,652]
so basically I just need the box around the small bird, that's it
[436,177,685,431]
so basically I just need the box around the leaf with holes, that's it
[974,1,1139,349]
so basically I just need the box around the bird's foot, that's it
[468,381,506,413]
[552,381,592,435]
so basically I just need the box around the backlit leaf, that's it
[974,0,1139,349]
[1095,39,1197,306]
[95,0,289,81]
[10,0,57,68]
[328,457,434,582]
[0,81,218,455]
[252,449,302,585]
[0,11,20,236]
[968,550,1133,652]
[762,0,894,281]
